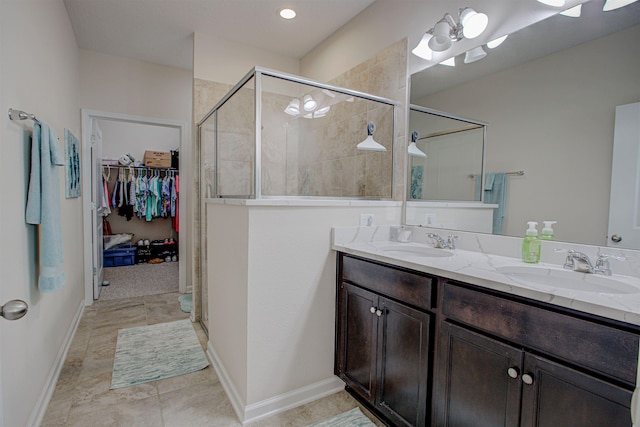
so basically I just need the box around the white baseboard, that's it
[206,342,345,426]
[28,299,85,427]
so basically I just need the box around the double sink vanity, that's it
[332,225,640,427]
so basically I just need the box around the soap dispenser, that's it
[541,221,557,241]
[522,221,541,264]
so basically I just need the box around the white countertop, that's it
[332,226,640,326]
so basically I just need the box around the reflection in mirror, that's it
[408,105,485,202]
[407,2,640,248]
[408,105,500,235]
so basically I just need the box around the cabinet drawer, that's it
[341,254,433,311]
[442,282,639,386]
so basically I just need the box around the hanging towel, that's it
[483,172,507,235]
[25,123,66,292]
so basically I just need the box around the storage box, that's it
[143,150,172,168]
[136,245,152,264]
[103,247,136,267]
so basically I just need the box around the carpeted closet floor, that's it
[100,262,179,300]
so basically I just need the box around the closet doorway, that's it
[81,110,188,306]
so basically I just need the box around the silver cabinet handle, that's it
[507,367,520,379]
[0,300,28,321]
[375,309,382,317]
[522,373,534,385]
[370,306,376,314]
[611,234,622,243]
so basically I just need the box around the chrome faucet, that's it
[561,250,594,273]
[427,233,459,250]
[558,249,626,276]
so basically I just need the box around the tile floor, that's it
[41,292,383,426]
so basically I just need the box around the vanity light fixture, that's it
[603,0,639,11]
[487,34,508,49]
[284,98,300,116]
[357,122,387,152]
[313,106,331,118]
[279,8,296,19]
[560,4,582,16]
[412,7,488,60]
[440,57,456,67]
[464,46,487,63]
[536,0,565,6]
[411,33,434,60]
[303,94,317,112]
[408,131,427,158]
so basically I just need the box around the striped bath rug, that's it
[110,319,209,389]
[306,408,376,427]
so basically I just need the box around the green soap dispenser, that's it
[522,221,541,263]
[541,221,557,241]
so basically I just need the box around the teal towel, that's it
[483,172,507,235]
[26,123,66,292]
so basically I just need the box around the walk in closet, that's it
[91,116,182,301]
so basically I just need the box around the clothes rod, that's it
[102,164,177,171]
[8,108,39,123]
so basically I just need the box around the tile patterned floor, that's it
[41,292,382,426]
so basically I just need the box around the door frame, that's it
[81,109,188,306]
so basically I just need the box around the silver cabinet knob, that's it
[375,309,382,317]
[522,373,534,385]
[507,367,520,379]
[370,307,376,314]
[611,234,622,243]
[1,300,28,321]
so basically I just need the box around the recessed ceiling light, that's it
[279,8,296,19]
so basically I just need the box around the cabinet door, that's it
[433,322,523,427]
[520,353,633,427]
[337,283,379,401]
[376,297,431,427]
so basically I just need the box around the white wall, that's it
[418,25,640,245]
[193,33,300,84]
[1,1,83,425]
[99,120,180,161]
[206,201,401,422]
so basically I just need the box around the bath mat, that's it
[110,319,209,389]
[306,408,376,427]
[178,293,192,313]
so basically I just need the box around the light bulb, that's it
[303,94,317,112]
[487,35,508,49]
[279,8,296,19]
[412,33,433,60]
[460,8,488,39]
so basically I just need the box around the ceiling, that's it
[63,0,375,70]
[63,0,638,79]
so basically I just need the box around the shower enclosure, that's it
[196,67,397,332]
[198,67,397,199]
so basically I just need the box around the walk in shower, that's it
[196,67,398,334]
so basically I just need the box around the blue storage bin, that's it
[103,246,136,267]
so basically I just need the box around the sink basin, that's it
[497,265,640,294]
[377,245,454,258]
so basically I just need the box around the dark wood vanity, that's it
[335,252,640,427]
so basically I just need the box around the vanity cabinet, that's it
[336,255,434,427]
[435,281,636,427]
[335,252,640,427]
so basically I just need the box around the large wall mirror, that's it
[407,0,640,248]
